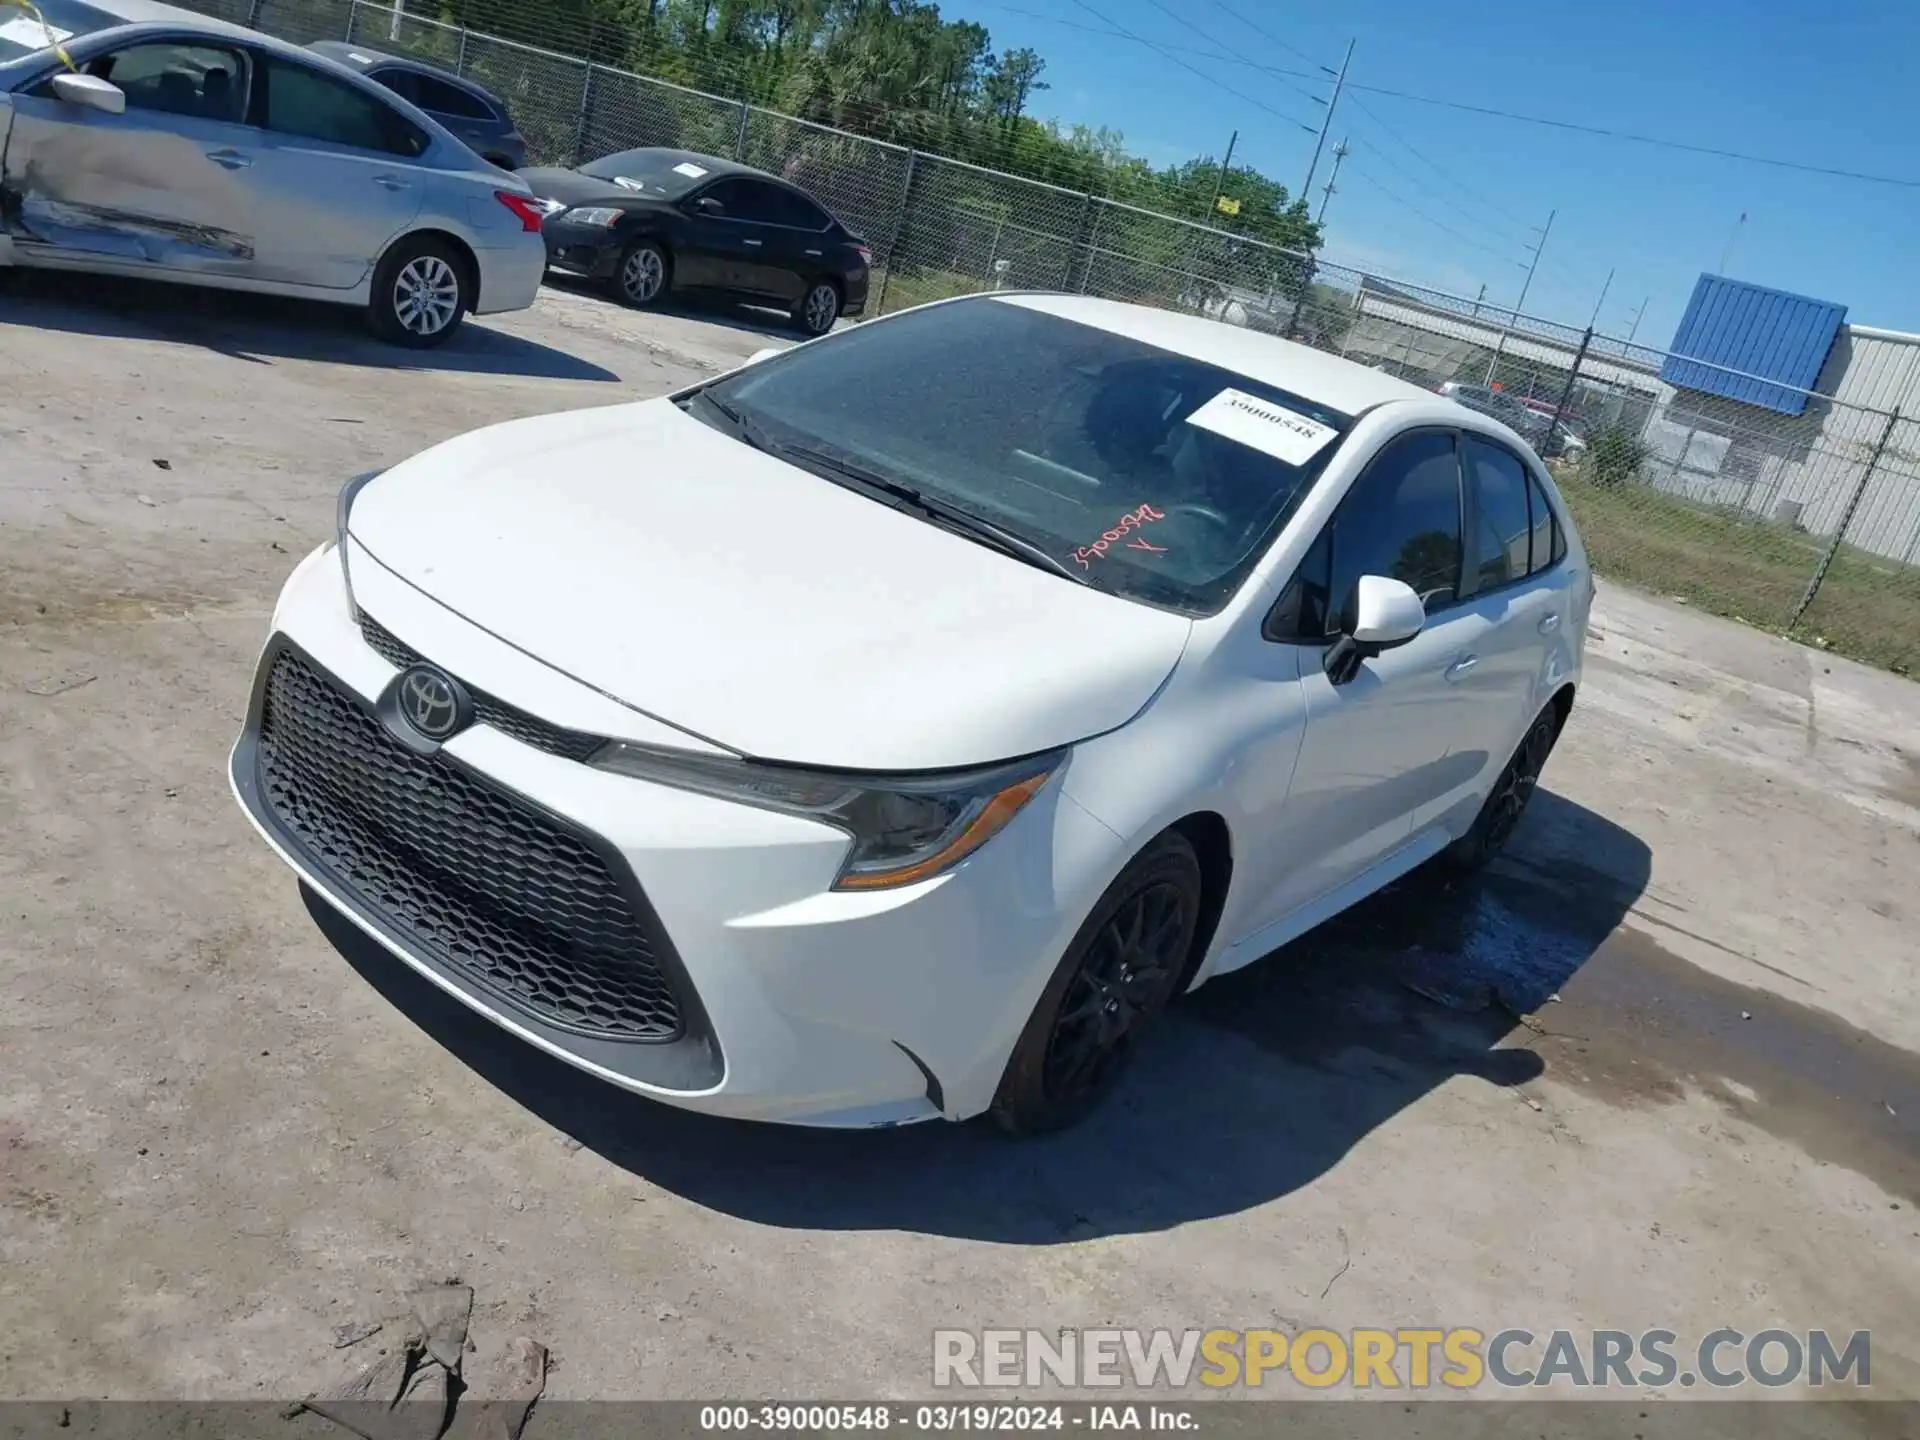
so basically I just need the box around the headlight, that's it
[589,743,1061,890]
[336,469,383,607]
[565,207,621,227]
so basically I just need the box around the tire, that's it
[990,832,1203,1136]
[611,239,670,309]
[1442,703,1561,872]
[792,279,841,337]
[367,235,470,348]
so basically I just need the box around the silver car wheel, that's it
[804,283,837,334]
[394,256,461,337]
[622,246,665,304]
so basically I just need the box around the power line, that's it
[1341,83,1920,189]
[1057,0,1319,134]
[1340,128,1529,252]
[976,3,1326,82]
[996,2,1920,190]
[1192,0,1335,73]
[1134,0,1329,110]
[1343,93,1534,233]
[1340,164,1526,267]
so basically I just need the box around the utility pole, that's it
[1301,38,1355,206]
[1205,130,1238,222]
[1624,294,1651,345]
[1315,138,1349,224]
[1472,282,1486,318]
[389,0,404,40]
[1587,267,1614,329]
[1485,208,1554,386]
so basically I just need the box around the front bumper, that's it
[227,543,1129,1126]
[540,217,619,281]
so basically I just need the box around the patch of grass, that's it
[1553,463,1918,677]
[871,266,991,315]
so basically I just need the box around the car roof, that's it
[990,293,1438,418]
[34,0,380,65]
[307,38,497,98]
[62,0,253,33]
[588,146,782,186]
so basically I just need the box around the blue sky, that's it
[961,0,1920,350]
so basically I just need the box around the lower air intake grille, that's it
[256,647,684,1041]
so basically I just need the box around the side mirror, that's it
[52,72,127,115]
[1349,574,1425,646]
[744,347,783,367]
[1325,575,1425,684]
[693,195,724,215]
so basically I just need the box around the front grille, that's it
[357,612,604,763]
[256,648,683,1041]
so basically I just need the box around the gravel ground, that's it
[1,271,1916,1410]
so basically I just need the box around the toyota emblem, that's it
[398,665,464,740]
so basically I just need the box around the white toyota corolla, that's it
[229,292,1591,1133]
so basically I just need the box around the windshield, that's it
[577,148,715,198]
[0,0,114,61]
[697,298,1355,616]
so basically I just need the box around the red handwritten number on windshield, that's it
[1071,503,1167,569]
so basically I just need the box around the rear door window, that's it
[1527,472,1564,571]
[367,66,420,104]
[761,186,832,230]
[1462,436,1534,590]
[411,73,493,120]
[262,57,427,156]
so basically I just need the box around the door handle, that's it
[805,249,822,257]
[1538,613,1563,634]
[373,174,410,191]
[1445,655,1479,682]
[205,149,252,169]
[742,239,763,247]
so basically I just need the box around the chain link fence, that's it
[168,0,1920,675]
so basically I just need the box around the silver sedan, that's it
[0,0,546,346]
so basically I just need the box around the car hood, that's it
[519,167,664,209]
[346,399,1193,771]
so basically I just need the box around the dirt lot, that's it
[2,272,1918,1409]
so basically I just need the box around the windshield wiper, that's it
[685,389,787,457]
[773,440,1090,585]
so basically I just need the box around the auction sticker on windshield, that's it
[1186,388,1338,468]
[673,162,710,178]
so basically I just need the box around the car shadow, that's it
[540,272,829,341]
[306,786,1649,1242]
[0,269,621,382]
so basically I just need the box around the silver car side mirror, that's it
[1326,574,1425,684]
[52,72,127,115]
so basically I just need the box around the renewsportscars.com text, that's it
[932,1327,1871,1392]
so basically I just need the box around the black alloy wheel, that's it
[1444,705,1560,871]
[992,832,1201,1135]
